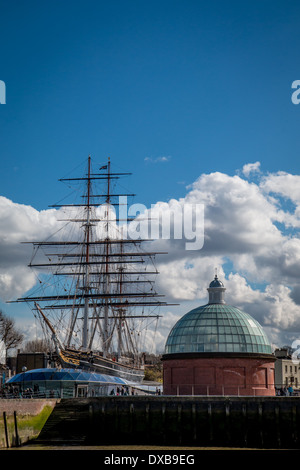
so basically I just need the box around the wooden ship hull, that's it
[59,348,145,383]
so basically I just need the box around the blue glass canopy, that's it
[7,368,127,385]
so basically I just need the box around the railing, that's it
[0,383,162,399]
[0,389,65,399]
[1,383,298,398]
[163,383,300,396]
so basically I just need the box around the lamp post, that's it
[22,366,27,397]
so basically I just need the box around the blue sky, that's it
[2,0,300,350]
[1,0,300,209]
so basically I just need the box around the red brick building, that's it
[162,275,275,396]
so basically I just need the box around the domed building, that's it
[162,275,275,396]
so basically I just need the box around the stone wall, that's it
[0,399,57,416]
[0,399,57,448]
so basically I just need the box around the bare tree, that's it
[22,338,51,353]
[0,310,23,362]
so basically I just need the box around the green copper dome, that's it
[165,276,272,356]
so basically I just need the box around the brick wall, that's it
[163,355,275,396]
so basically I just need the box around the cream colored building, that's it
[274,348,300,389]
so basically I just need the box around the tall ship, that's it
[12,157,171,383]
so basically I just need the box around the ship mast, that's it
[103,157,111,357]
[82,155,92,350]
[10,156,177,363]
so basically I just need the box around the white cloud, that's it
[0,196,64,300]
[260,172,300,229]
[260,171,300,203]
[144,156,171,163]
[146,167,300,349]
[242,161,261,177]
[186,172,283,256]
[2,163,300,352]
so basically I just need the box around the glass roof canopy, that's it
[6,368,161,396]
[165,303,273,355]
[7,368,127,385]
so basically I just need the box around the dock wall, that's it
[34,396,300,448]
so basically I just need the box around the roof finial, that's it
[215,267,218,278]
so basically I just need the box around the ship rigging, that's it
[11,156,174,382]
